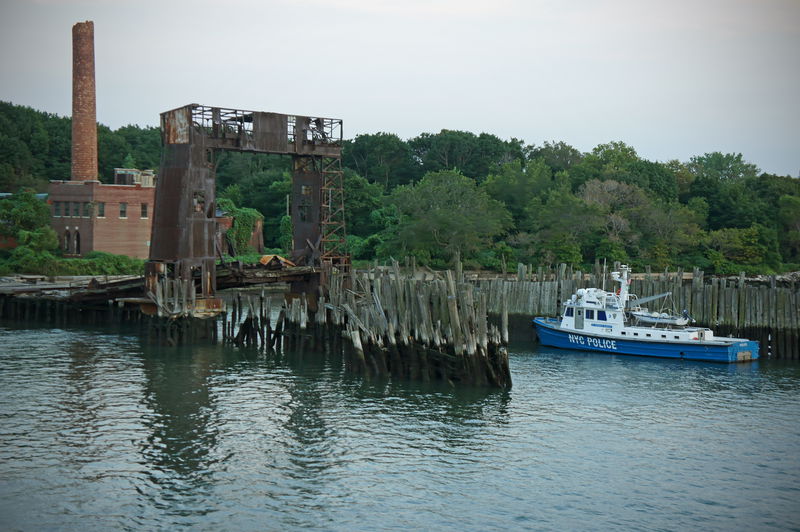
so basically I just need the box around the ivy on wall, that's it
[217,197,264,255]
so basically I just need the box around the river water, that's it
[1,320,799,531]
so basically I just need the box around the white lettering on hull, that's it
[568,333,617,351]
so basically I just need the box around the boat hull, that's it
[533,318,759,363]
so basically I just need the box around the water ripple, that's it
[0,324,799,531]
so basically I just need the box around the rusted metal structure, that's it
[145,104,348,315]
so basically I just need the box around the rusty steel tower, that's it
[146,104,348,312]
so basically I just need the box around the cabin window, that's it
[634,332,639,336]
[661,335,667,339]
[586,310,594,319]
[674,335,680,339]
[621,331,626,335]
[597,310,607,321]
[646,333,651,337]
[565,307,574,317]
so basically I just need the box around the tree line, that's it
[2,100,799,274]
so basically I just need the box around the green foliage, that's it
[0,189,51,237]
[343,169,384,236]
[483,159,552,226]
[527,141,583,174]
[0,101,159,191]
[278,215,292,255]
[778,195,800,262]
[218,249,284,265]
[705,224,780,273]
[408,130,524,181]
[17,226,58,252]
[4,99,800,273]
[218,197,264,255]
[219,183,244,207]
[385,170,512,265]
[121,153,137,169]
[343,133,419,189]
[0,248,145,276]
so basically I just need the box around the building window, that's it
[97,202,105,217]
[64,230,71,253]
[82,202,91,217]
[141,203,148,219]
[72,202,80,217]
[119,202,127,218]
[192,191,206,215]
[53,202,61,217]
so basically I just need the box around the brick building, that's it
[50,169,155,258]
[48,21,155,259]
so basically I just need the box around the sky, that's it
[1,0,798,176]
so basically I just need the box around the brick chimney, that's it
[71,21,98,181]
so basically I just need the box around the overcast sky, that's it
[1,0,798,176]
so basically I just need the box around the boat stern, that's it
[728,339,760,362]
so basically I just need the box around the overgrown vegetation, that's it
[0,190,144,275]
[3,101,799,274]
[217,187,265,256]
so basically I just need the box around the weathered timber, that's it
[475,264,800,360]
[310,263,511,388]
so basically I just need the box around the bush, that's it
[0,249,145,276]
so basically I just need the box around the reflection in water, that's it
[0,323,798,531]
[138,343,220,482]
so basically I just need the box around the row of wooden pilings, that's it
[0,267,513,387]
[479,263,800,360]
[218,263,512,388]
[0,294,147,328]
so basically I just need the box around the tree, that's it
[527,141,583,174]
[482,159,552,226]
[778,195,800,263]
[342,169,384,237]
[688,152,759,182]
[524,184,603,264]
[385,170,511,266]
[0,189,50,237]
[567,140,640,190]
[121,152,137,169]
[409,130,524,182]
[342,133,419,189]
[706,224,780,273]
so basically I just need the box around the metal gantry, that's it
[146,104,348,312]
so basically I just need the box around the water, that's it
[1,322,799,531]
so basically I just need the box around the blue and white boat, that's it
[532,265,759,363]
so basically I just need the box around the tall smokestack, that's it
[71,21,98,181]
